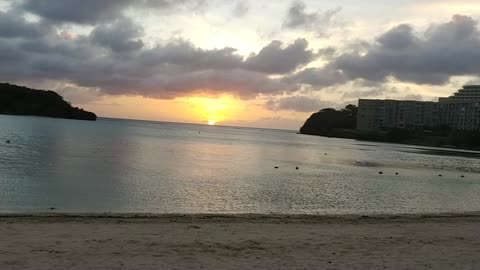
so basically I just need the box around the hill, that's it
[0,83,97,121]
[300,105,357,136]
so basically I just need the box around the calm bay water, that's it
[1,115,480,215]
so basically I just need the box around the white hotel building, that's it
[357,85,480,131]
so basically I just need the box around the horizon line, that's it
[99,116,298,132]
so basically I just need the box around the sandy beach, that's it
[0,214,479,270]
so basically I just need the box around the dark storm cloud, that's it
[376,24,418,50]
[290,15,480,88]
[0,26,292,99]
[283,1,341,35]
[139,42,243,70]
[90,18,145,53]
[20,0,131,24]
[99,69,287,99]
[4,2,480,104]
[0,10,51,38]
[266,95,331,112]
[330,15,480,85]
[285,67,347,88]
[18,0,207,24]
[244,38,317,74]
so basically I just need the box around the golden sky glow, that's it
[178,96,240,124]
[81,94,308,129]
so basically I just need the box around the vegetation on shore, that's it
[300,105,358,135]
[0,83,97,121]
[300,105,480,150]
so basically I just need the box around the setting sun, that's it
[176,96,246,125]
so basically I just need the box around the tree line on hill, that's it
[0,83,97,121]
[300,104,480,150]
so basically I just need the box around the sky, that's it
[1,0,480,129]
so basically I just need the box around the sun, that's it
[177,96,245,125]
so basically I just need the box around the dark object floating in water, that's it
[50,207,55,210]
[438,174,443,177]
[395,172,399,175]
[296,167,299,170]
[0,83,97,121]
[379,171,383,175]
[5,140,10,144]
[461,175,465,178]
[274,166,279,169]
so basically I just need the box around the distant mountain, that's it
[0,83,97,121]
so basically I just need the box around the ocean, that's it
[1,115,479,214]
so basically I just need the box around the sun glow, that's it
[177,96,244,125]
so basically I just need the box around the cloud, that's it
[398,94,424,101]
[244,38,317,74]
[266,95,332,112]
[342,85,394,99]
[286,14,480,90]
[1,2,321,100]
[329,15,480,85]
[376,24,418,50]
[285,67,347,88]
[232,1,249,17]
[90,17,145,53]
[96,68,287,99]
[51,84,103,105]
[0,23,297,99]
[18,0,207,25]
[19,0,131,24]
[5,2,480,105]
[139,41,244,70]
[0,10,52,38]
[283,1,341,36]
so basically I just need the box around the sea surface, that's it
[1,115,480,215]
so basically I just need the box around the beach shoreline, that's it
[2,211,480,222]
[1,213,480,269]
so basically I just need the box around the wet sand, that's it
[1,213,480,270]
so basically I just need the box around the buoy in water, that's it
[296,167,299,170]
[379,171,383,175]
[274,166,279,169]
[5,140,10,144]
